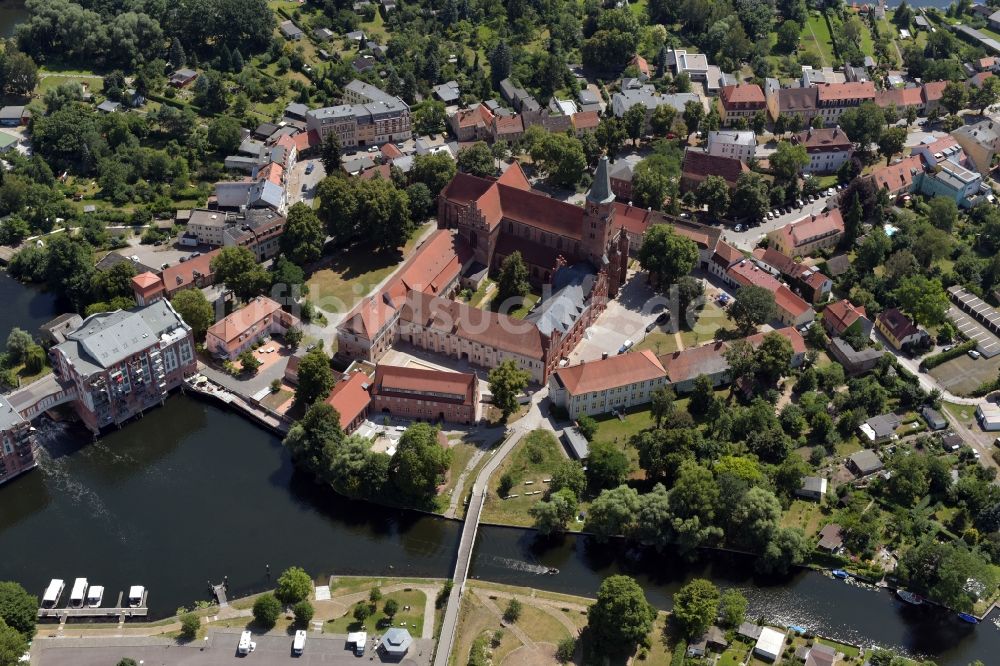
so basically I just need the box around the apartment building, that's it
[306,81,411,149]
[717,84,766,126]
[706,130,756,161]
[371,365,478,424]
[0,395,35,486]
[791,127,853,174]
[50,301,197,433]
[814,82,876,125]
[205,297,301,360]
[768,210,845,256]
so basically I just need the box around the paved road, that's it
[725,195,836,251]
[432,391,550,666]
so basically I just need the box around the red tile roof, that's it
[878,307,920,340]
[868,155,923,193]
[381,143,404,160]
[681,150,748,186]
[132,271,161,290]
[774,210,845,251]
[572,111,600,130]
[775,285,812,319]
[824,299,867,336]
[720,84,766,107]
[325,371,372,431]
[161,249,221,293]
[553,349,665,395]
[454,104,494,129]
[792,127,852,151]
[727,259,783,290]
[874,87,923,109]
[756,247,797,275]
[293,130,320,152]
[922,80,948,103]
[493,114,524,135]
[816,81,876,103]
[744,327,806,356]
[971,72,995,88]
[360,164,393,181]
[712,241,743,268]
[776,87,818,113]
[206,296,283,345]
[631,54,650,77]
[373,364,476,405]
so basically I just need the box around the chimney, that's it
[602,352,609,360]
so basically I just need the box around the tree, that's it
[776,20,801,53]
[576,414,598,441]
[457,142,495,177]
[0,582,36,640]
[252,593,282,629]
[718,589,748,628]
[169,37,186,68]
[928,196,959,232]
[729,285,776,334]
[3,52,37,96]
[638,224,699,288]
[295,348,334,406]
[556,637,575,663]
[388,423,451,501]
[587,575,655,656]
[839,102,885,154]
[488,360,531,421]
[728,486,782,551]
[730,172,770,222]
[696,175,731,219]
[352,602,371,623]
[179,612,199,640]
[276,566,312,604]
[672,579,720,638]
[972,76,1000,114]
[355,178,412,251]
[596,117,626,161]
[238,349,261,374]
[489,41,512,86]
[207,115,241,154]
[632,163,673,210]
[210,246,270,300]
[406,182,434,221]
[531,487,578,535]
[650,104,677,136]
[878,127,907,165]
[0,619,28,666]
[688,374,718,418]
[684,100,705,133]
[495,251,530,310]
[756,331,794,385]
[5,329,33,365]
[383,598,399,619]
[284,326,303,350]
[941,81,968,116]
[369,587,382,604]
[550,460,586,497]
[757,526,811,574]
[892,275,949,327]
[116,660,138,666]
[411,152,456,195]
[280,203,325,265]
[586,441,630,491]
[502,598,522,623]
[171,289,214,338]
[320,132,342,174]
[293,600,314,626]
[623,104,647,146]
[529,133,587,187]
[650,386,676,428]
[770,141,809,183]
[586,485,639,541]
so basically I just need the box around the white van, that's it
[292,630,307,655]
[238,631,255,655]
[42,579,64,608]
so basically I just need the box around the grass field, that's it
[636,300,734,355]
[434,439,479,512]
[306,223,432,314]
[942,401,976,425]
[781,499,825,538]
[481,430,567,526]
[325,589,427,636]
[804,13,836,67]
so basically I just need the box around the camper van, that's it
[292,630,307,655]
[238,631,256,655]
[68,578,88,608]
[42,579,65,608]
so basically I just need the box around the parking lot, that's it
[32,630,432,666]
[288,157,326,207]
[947,305,1000,358]
[568,273,666,363]
[122,236,215,270]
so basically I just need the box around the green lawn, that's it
[481,430,567,526]
[593,406,654,445]
[942,401,975,425]
[306,223,432,314]
[781,499,825,538]
[636,300,734,356]
[804,13,836,67]
[325,589,427,636]
[260,389,292,411]
[434,439,479,512]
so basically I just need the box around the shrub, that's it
[252,593,282,629]
[293,600,314,627]
[919,340,976,371]
[179,612,199,639]
[502,598,522,623]
[556,637,576,663]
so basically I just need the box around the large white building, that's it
[548,350,667,418]
[706,130,756,161]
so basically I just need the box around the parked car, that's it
[969,349,982,359]
[942,345,954,352]
[735,224,743,232]
[618,339,634,354]
[305,163,314,175]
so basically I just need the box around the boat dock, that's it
[37,590,149,621]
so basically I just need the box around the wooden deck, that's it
[38,590,149,620]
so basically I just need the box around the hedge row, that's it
[919,340,977,371]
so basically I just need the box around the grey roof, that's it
[864,413,901,439]
[378,628,411,655]
[95,252,154,275]
[562,426,590,459]
[0,106,26,120]
[738,623,762,640]
[825,254,850,276]
[587,156,615,205]
[849,449,883,474]
[239,137,265,156]
[346,30,366,41]
[279,20,303,37]
[432,80,461,103]
[284,102,309,119]
[173,68,197,79]
[611,88,699,116]
[343,156,376,173]
[313,27,335,40]
[189,208,231,228]
[0,394,25,430]
[609,161,634,182]
[708,130,756,148]
[527,263,596,337]
[248,180,284,210]
[801,476,827,494]
[55,301,189,377]
[214,182,254,208]
[97,101,121,113]
[344,79,395,103]
[922,405,947,428]
[578,90,599,104]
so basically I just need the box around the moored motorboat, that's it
[41,579,65,609]
[897,589,924,605]
[546,568,559,575]
[68,578,88,608]
[127,585,145,608]
[86,585,104,608]
[831,569,849,579]
[957,612,980,624]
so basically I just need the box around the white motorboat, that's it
[68,578,88,608]
[41,579,65,608]
[86,585,104,608]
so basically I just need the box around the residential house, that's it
[822,299,872,339]
[352,55,377,73]
[571,111,600,137]
[874,86,925,115]
[817,523,844,551]
[680,150,749,192]
[0,106,30,126]
[917,159,985,208]
[827,336,884,375]
[371,365,478,424]
[860,413,902,443]
[815,82,876,125]
[131,272,165,306]
[952,119,1000,174]
[0,394,36,486]
[726,260,815,327]
[848,448,884,476]
[805,644,839,666]
[922,405,948,430]
[449,103,495,142]
[306,81,411,149]
[630,54,651,79]
[876,307,928,350]
[753,247,832,304]
[169,68,198,88]
[797,476,828,500]
[921,80,949,115]
[791,127,853,174]
[284,102,309,122]
[578,89,602,113]
[708,241,744,282]
[432,81,461,105]
[279,20,303,40]
[610,85,700,131]
[801,66,845,86]
[97,101,121,114]
[687,626,728,657]
[706,130,756,161]
[609,161,635,201]
[717,84,766,126]
[205,296,301,360]
[912,135,970,169]
[754,627,785,662]
[767,86,819,124]
[313,27,335,41]
[492,114,524,144]
[547,350,668,418]
[499,78,540,113]
[325,371,372,434]
[768,209,845,257]
[867,154,924,196]
[159,249,220,297]
[669,49,710,81]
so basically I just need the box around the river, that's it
[0,1,26,39]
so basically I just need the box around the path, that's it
[445,448,487,519]
[433,391,550,666]
[673,331,685,352]
[324,581,440,640]
[472,589,534,648]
